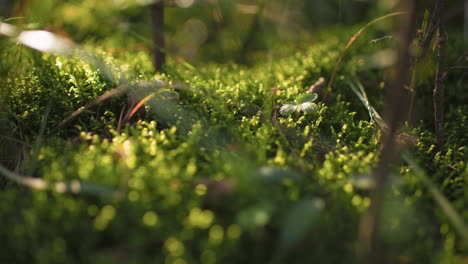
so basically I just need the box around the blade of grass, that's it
[116,104,127,133]
[347,77,385,128]
[0,135,30,146]
[27,100,52,175]
[403,153,468,245]
[419,1,439,59]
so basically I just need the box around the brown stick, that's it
[149,1,166,72]
[358,1,416,263]
[434,0,446,152]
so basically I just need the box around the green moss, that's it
[1,13,467,264]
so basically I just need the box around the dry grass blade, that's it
[125,93,156,122]
[347,77,385,128]
[326,11,406,99]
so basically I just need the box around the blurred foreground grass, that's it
[1,1,468,263]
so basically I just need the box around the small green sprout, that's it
[280,92,318,115]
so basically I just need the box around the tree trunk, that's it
[358,1,416,263]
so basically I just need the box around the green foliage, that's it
[0,4,467,264]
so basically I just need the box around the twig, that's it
[57,80,167,129]
[442,66,468,80]
[325,11,406,102]
[58,85,128,129]
[370,35,393,44]
[433,0,447,152]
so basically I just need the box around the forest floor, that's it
[0,21,467,263]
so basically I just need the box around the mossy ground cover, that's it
[0,11,467,264]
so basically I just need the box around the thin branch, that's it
[57,80,167,129]
[325,12,406,101]
[442,66,468,80]
[370,35,393,44]
[58,85,128,129]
